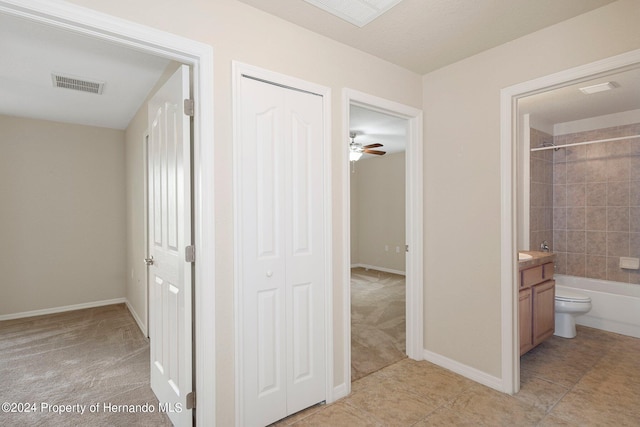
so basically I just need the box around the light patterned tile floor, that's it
[351,268,406,381]
[275,326,640,426]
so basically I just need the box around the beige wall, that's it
[351,152,406,273]
[0,115,126,315]
[46,0,640,421]
[350,162,359,263]
[422,0,640,377]
[64,0,422,424]
[123,98,147,332]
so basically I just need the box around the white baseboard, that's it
[350,263,406,276]
[332,382,349,402]
[423,349,504,392]
[0,298,127,321]
[125,300,148,337]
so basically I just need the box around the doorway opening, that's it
[0,1,215,424]
[349,104,408,381]
[500,48,640,394]
[342,89,423,394]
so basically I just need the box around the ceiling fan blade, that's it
[364,149,386,155]
[363,143,383,149]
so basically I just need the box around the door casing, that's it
[500,47,640,395]
[0,1,216,423]
[341,89,424,397]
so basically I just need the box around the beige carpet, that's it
[0,304,172,426]
[351,267,406,381]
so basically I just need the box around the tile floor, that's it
[274,326,640,426]
[351,267,406,381]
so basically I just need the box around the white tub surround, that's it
[555,275,640,339]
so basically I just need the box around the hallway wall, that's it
[422,0,640,378]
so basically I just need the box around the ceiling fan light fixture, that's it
[350,151,363,161]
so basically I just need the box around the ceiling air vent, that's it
[51,73,104,95]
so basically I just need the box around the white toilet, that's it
[554,288,592,338]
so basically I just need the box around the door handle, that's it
[144,256,154,266]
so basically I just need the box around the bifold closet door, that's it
[239,76,326,427]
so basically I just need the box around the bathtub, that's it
[555,274,640,338]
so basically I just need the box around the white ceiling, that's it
[237,0,616,75]
[1,0,634,136]
[0,13,170,130]
[519,67,640,127]
[241,0,629,152]
[350,104,408,159]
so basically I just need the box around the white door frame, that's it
[144,132,150,337]
[0,0,216,423]
[499,48,640,394]
[342,89,423,394]
[232,61,333,425]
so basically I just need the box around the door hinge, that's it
[405,244,409,252]
[186,391,196,410]
[184,99,194,117]
[185,245,195,263]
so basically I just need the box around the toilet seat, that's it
[555,289,591,303]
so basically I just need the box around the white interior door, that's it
[147,64,193,427]
[238,76,326,427]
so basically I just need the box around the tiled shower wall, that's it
[552,123,640,284]
[530,128,554,252]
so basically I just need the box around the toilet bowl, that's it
[554,288,592,338]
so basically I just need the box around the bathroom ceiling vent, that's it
[578,81,616,95]
[51,73,104,95]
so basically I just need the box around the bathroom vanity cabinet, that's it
[519,260,555,356]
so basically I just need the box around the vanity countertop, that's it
[518,251,555,270]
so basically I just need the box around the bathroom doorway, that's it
[500,48,640,393]
[516,65,640,387]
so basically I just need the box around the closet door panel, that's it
[240,77,287,426]
[285,89,326,414]
[239,76,326,426]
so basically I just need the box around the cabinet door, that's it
[533,280,555,345]
[519,288,533,356]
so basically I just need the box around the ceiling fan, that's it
[349,132,386,161]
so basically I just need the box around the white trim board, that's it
[0,1,216,424]
[332,383,349,401]
[500,48,640,395]
[126,299,148,338]
[350,263,406,276]
[342,88,424,397]
[423,350,503,392]
[0,298,147,338]
[232,61,333,426]
[0,298,127,321]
